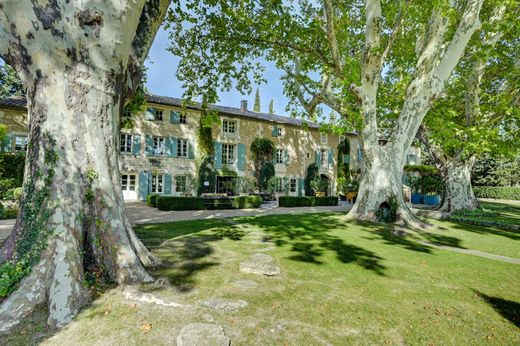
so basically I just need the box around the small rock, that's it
[201,298,248,312]
[177,323,230,346]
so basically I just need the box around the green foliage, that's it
[404,164,438,175]
[336,177,349,195]
[157,196,206,211]
[0,124,7,142]
[231,195,262,209]
[310,176,328,193]
[197,156,216,195]
[251,137,275,165]
[305,164,318,196]
[0,152,25,187]
[278,196,338,207]
[409,174,443,195]
[473,187,520,201]
[253,87,261,112]
[259,161,275,191]
[267,176,288,194]
[156,195,262,210]
[375,195,399,223]
[147,193,160,207]
[121,79,147,129]
[236,176,256,194]
[0,63,24,97]
[472,155,520,187]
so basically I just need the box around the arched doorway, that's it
[320,174,331,196]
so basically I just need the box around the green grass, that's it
[4,209,520,345]
[452,200,520,226]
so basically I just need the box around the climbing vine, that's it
[196,110,218,195]
[251,137,275,189]
[0,132,58,298]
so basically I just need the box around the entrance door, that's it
[121,174,137,200]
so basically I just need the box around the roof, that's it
[145,93,322,129]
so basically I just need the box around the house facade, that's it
[0,94,420,201]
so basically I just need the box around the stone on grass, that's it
[240,253,280,276]
[231,280,258,290]
[177,323,230,346]
[201,298,248,312]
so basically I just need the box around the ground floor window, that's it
[216,176,236,195]
[14,135,28,152]
[290,178,297,192]
[151,174,164,193]
[120,174,136,191]
[175,175,187,193]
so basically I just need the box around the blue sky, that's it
[146,28,290,114]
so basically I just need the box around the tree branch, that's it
[323,0,342,75]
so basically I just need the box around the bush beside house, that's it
[278,196,338,207]
[156,195,262,211]
[473,187,520,200]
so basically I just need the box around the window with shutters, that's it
[120,174,136,191]
[290,178,297,192]
[320,133,327,144]
[153,137,165,155]
[222,144,235,165]
[14,136,28,152]
[222,120,236,134]
[276,149,284,164]
[320,149,327,167]
[154,109,163,121]
[177,139,188,157]
[277,127,283,137]
[151,174,164,193]
[120,133,133,153]
[179,113,187,124]
[175,175,187,193]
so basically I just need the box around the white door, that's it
[121,174,137,200]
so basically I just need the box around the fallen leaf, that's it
[141,323,152,333]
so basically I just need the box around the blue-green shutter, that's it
[284,149,289,165]
[165,137,174,157]
[171,137,178,157]
[357,148,363,162]
[214,142,222,169]
[343,154,350,164]
[188,140,195,159]
[146,107,156,120]
[328,149,333,167]
[1,133,12,153]
[164,174,172,194]
[298,178,303,197]
[170,110,180,124]
[272,125,278,137]
[145,135,153,156]
[283,177,289,194]
[138,171,149,200]
[132,134,141,155]
[237,143,246,170]
[315,150,321,169]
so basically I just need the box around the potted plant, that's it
[409,176,423,204]
[420,175,443,206]
[311,176,328,197]
[336,176,349,200]
[345,180,359,203]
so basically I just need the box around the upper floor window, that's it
[14,135,28,152]
[175,175,187,193]
[290,178,297,192]
[120,134,133,153]
[123,109,132,117]
[179,113,187,124]
[277,127,283,137]
[276,149,284,164]
[320,149,327,167]
[306,152,311,159]
[223,120,236,134]
[154,110,163,121]
[222,144,235,165]
[177,139,188,157]
[320,133,327,144]
[153,137,165,156]
[151,174,164,193]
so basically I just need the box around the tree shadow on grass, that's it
[449,221,520,241]
[474,290,520,328]
[244,214,386,275]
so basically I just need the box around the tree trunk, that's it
[0,0,169,332]
[439,158,479,212]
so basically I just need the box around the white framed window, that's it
[320,149,327,167]
[153,137,165,155]
[320,133,327,144]
[175,175,187,193]
[222,144,235,165]
[120,133,133,153]
[14,135,28,152]
[177,139,188,157]
[277,127,283,137]
[275,178,284,193]
[120,174,136,191]
[154,109,163,121]
[151,174,164,193]
[222,120,237,134]
[290,178,297,192]
[179,113,187,124]
[276,149,284,164]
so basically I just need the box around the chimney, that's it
[240,100,248,112]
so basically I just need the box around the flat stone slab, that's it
[177,323,230,346]
[201,298,248,313]
[240,253,280,276]
[251,253,274,262]
[231,280,258,290]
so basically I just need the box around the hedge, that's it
[473,186,520,200]
[278,196,338,207]
[147,193,160,207]
[156,195,263,211]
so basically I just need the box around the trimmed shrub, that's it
[147,193,160,207]
[278,196,338,207]
[157,196,206,211]
[305,163,318,196]
[473,186,520,200]
[232,196,262,209]
[259,161,275,191]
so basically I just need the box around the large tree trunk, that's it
[0,0,168,332]
[439,158,479,212]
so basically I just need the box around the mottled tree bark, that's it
[0,0,168,331]
[439,158,479,212]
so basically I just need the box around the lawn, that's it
[3,210,520,345]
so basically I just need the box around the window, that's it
[175,175,187,193]
[120,134,133,153]
[179,113,187,124]
[154,109,163,121]
[276,149,284,164]
[320,133,327,144]
[290,178,297,193]
[123,109,131,117]
[407,154,418,165]
[14,136,28,152]
[153,137,165,155]
[177,139,188,157]
[216,176,236,195]
[222,144,235,165]
[223,120,236,134]
[339,135,346,143]
[151,174,164,193]
[275,178,284,193]
[306,152,311,159]
[277,127,283,137]
[120,174,136,191]
[320,149,327,167]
